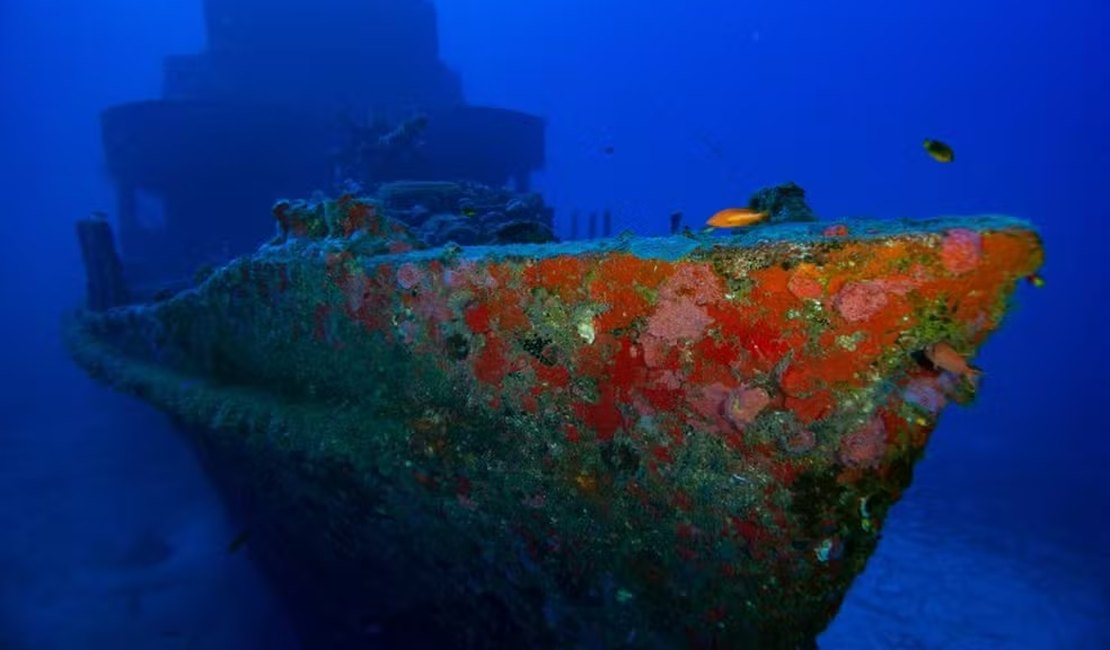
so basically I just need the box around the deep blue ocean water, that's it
[1,1,1108,648]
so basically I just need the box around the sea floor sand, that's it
[822,429,1110,649]
[0,373,298,650]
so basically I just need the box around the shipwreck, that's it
[69,1,1044,647]
[66,185,1043,648]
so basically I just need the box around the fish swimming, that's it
[924,342,981,379]
[923,139,954,163]
[706,207,770,229]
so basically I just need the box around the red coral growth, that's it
[574,388,624,442]
[335,194,376,237]
[610,338,647,397]
[485,265,514,290]
[785,393,834,424]
[940,228,982,275]
[651,445,673,464]
[725,516,773,561]
[524,256,586,302]
[639,385,680,412]
[705,300,789,369]
[574,333,617,377]
[833,280,888,322]
[733,321,788,370]
[693,335,742,369]
[588,255,669,332]
[474,335,509,385]
[780,364,816,397]
[564,423,581,443]
[594,288,649,333]
[487,292,529,331]
[838,416,887,468]
[788,268,824,301]
[810,346,868,387]
[750,266,792,296]
[769,459,802,486]
[463,303,492,333]
[592,254,669,295]
[647,296,712,342]
[690,350,737,386]
[533,362,570,389]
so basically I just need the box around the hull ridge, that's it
[66,196,1043,648]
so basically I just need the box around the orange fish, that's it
[924,342,982,380]
[706,207,770,229]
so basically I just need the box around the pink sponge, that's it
[838,417,887,468]
[647,296,712,342]
[940,229,982,275]
[833,281,888,322]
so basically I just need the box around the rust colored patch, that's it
[474,335,509,385]
[574,388,624,442]
[488,292,529,332]
[524,256,587,302]
[534,362,570,389]
[785,393,834,424]
[788,266,824,301]
[564,423,581,443]
[464,303,492,333]
[610,338,647,397]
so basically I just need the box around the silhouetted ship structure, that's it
[100,0,545,288]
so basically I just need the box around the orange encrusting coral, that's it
[523,255,587,302]
[589,254,669,332]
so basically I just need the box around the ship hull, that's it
[65,198,1042,648]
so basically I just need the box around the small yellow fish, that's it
[923,139,954,163]
[1026,274,1045,288]
[706,207,770,229]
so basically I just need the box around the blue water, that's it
[2,1,1108,648]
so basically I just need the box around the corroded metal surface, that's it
[65,196,1043,648]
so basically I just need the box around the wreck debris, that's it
[75,213,129,311]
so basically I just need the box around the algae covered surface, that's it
[65,196,1043,648]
